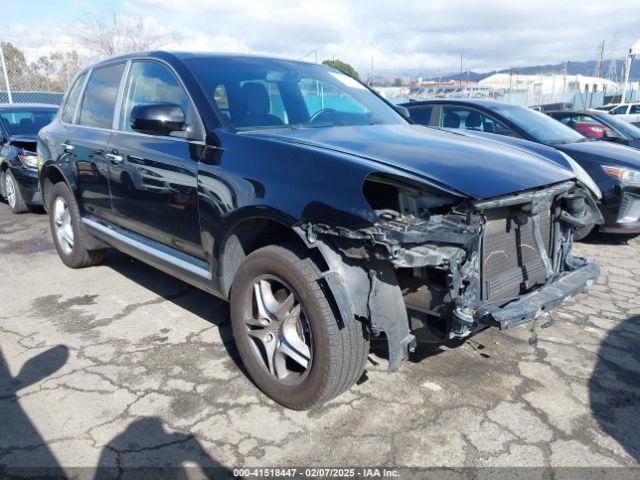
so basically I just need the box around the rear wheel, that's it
[49,182,104,268]
[230,244,369,409]
[4,170,30,214]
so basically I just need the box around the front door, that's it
[108,60,204,259]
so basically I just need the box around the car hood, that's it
[245,124,573,199]
[557,140,640,170]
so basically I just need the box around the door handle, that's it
[105,153,123,164]
[61,143,74,152]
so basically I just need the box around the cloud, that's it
[8,0,640,76]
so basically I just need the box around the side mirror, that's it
[130,103,186,136]
[394,105,412,121]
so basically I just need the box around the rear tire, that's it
[49,182,104,268]
[230,244,369,409]
[4,170,30,214]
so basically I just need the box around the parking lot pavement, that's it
[1,201,640,475]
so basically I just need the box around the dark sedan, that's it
[402,99,640,236]
[0,104,57,213]
[546,109,640,149]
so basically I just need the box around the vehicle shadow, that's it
[93,417,234,480]
[99,250,245,373]
[0,345,70,478]
[580,231,639,245]
[589,314,640,462]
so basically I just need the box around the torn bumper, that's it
[478,260,600,330]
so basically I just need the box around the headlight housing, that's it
[602,166,640,187]
[559,151,602,200]
[18,153,39,169]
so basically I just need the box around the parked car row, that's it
[402,99,640,238]
[0,104,57,213]
[1,52,638,409]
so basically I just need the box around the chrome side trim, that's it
[82,217,212,280]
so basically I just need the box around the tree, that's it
[322,59,360,81]
[30,50,81,91]
[0,42,80,93]
[393,78,402,87]
[73,5,176,58]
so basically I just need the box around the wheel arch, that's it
[40,163,75,210]
[216,209,330,298]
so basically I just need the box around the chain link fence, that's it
[0,41,73,105]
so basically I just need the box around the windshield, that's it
[0,108,57,136]
[185,57,405,130]
[599,113,640,139]
[489,103,585,144]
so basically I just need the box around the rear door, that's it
[67,63,125,220]
[108,59,205,259]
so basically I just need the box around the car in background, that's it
[0,103,57,213]
[38,52,599,409]
[593,103,618,112]
[547,110,640,149]
[607,103,640,127]
[401,99,640,237]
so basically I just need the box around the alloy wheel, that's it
[5,173,16,209]
[244,275,313,385]
[53,196,74,255]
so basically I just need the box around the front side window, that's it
[0,109,57,136]
[489,103,584,144]
[186,57,405,130]
[558,114,609,138]
[62,71,87,123]
[439,106,516,136]
[630,105,640,114]
[120,61,191,136]
[79,63,125,128]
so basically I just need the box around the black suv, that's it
[38,52,599,409]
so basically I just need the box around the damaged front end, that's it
[297,174,602,372]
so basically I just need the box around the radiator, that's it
[481,208,553,305]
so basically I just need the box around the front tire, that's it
[49,182,104,268]
[4,170,30,214]
[230,244,369,409]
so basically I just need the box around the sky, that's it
[2,0,640,76]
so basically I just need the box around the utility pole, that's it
[595,40,605,77]
[621,38,640,104]
[0,43,13,104]
[459,53,463,88]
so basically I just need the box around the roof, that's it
[402,98,510,108]
[90,50,317,69]
[0,103,58,110]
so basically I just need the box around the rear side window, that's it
[120,60,191,135]
[408,105,433,125]
[62,72,87,123]
[79,63,125,128]
[630,105,640,114]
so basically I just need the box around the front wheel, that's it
[230,244,369,409]
[3,170,30,214]
[49,182,104,268]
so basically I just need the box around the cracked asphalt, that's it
[1,201,640,477]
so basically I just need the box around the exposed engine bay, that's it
[297,174,602,372]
